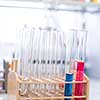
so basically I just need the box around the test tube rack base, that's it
[7,71,89,100]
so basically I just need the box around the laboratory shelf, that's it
[0,0,100,13]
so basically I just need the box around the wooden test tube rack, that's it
[7,71,89,100]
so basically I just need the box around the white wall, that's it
[85,13,100,79]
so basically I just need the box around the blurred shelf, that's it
[0,89,6,93]
[0,71,5,73]
[47,0,100,13]
[0,0,100,13]
[0,79,5,82]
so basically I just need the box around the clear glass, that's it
[59,32,66,77]
[19,25,33,80]
[65,30,77,73]
[77,30,87,61]
[18,25,68,97]
[65,29,87,74]
[18,25,35,97]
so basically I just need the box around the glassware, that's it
[65,29,87,80]
[41,28,48,94]
[77,30,87,61]
[60,32,66,77]
[65,30,76,73]
[21,25,33,80]
[19,25,34,97]
[46,27,52,79]
[18,24,72,97]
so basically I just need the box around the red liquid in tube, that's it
[75,61,84,100]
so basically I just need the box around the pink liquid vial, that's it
[75,60,84,100]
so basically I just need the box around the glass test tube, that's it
[75,61,84,100]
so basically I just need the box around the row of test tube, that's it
[17,25,87,97]
[18,25,66,80]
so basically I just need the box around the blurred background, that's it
[0,0,99,100]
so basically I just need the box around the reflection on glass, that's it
[65,29,87,73]
[18,26,88,97]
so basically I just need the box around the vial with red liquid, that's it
[75,60,84,100]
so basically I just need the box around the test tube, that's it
[29,27,35,95]
[59,32,66,92]
[18,26,25,95]
[65,30,74,73]
[41,28,48,94]
[64,73,73,100]
[64,30,75,100]
[46,27,52,79]
[75,60,84,100]
[23,25,33,80]
[55,29,61,77]
[50,28,56,78]
[61,32,66,77]
[32,28,41,79]
[50,28,57,94]
[38,27,43,79]
[52,28,57,78]
[38,27,47,95]
[19,25,34,97]
[77,30,87,61]
[47,27,53,95]
[42,27,50,94]
[40,28,47,78]
[57,30,62,77]
[58,31,66,77]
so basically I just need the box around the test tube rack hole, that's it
[8,71,89,100]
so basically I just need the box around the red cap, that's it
[77,60,84,71]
